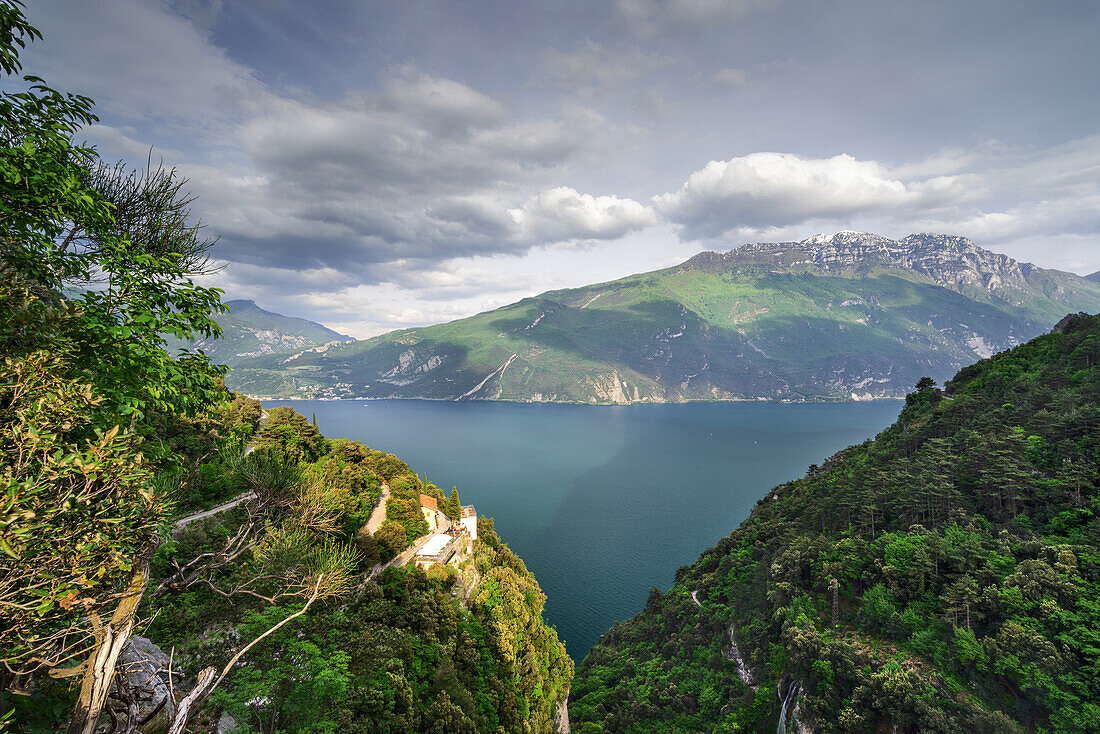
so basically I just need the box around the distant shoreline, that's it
[248,394,908,406]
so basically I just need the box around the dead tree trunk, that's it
[830,577,840,629]
[66,549,152,734]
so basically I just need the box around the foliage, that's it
[209,604,352,734]
[255,406,330,463]
[138,425,572,734]
[0,345,160,677]
[571,314,1100,733]
[0,34,226,425]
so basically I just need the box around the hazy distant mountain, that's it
[1087,271,1100,283]
[171,299,352,368]
[228,233,1100,402]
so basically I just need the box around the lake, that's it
[264,399,903,659]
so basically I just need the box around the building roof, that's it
[419,494,438,512]
[417,533,452,557]
[460,505,476,517]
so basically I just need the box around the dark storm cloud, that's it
[19,0,1100,333]
[189,73,655,273]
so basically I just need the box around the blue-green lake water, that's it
[264,399,902,659]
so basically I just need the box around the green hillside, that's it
[168,299,352,368]
[569,313,1100,733]
[229,234,1100,403]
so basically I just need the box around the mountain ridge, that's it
[226,233,1100,403]
[169,298,353,367]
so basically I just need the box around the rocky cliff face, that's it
[686,232,1037,302]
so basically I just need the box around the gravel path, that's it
[174,492,255,531]
[364,483,391,534]
[173,410,268,531]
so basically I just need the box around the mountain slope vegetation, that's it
[229,233,1100,403]
[167,299,352,368]
[569,312,1100,733]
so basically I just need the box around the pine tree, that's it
[445,487,462,518]
[942,574,980,629]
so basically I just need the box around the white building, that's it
[460,505,477,540]
[415,533,459,570]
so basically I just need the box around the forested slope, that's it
[10,402,573,732]
[570,312,1100,733]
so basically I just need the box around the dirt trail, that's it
[173,410,268,532]
[175,492,255,530]
[364,483,391,534]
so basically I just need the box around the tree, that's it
[942,574,980,630]
[375,521,409,557]
[0,335,162,708]
[255,407,330,463]
[445,486,462,518]
[0,3,229,728]
[0,5,225,430]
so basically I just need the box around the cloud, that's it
[708,67,749,87]
[26,0,264,139]
[25,1,655,288]
[191,76,623,273]
[540,40,674,91]
[510,187,658,243]
[615,0,781,35]
[86,68,629,276]
[653,152,980,239]
[82,124,183,161]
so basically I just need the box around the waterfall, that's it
[776,680,800,734]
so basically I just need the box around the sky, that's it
[18,0,1100,337]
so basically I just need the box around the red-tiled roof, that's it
[419,494,438,511]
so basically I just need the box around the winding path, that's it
[174,492,255,530]
[172,409,269,532]
[364,533,433,582]
[363,482,391,534]
[691,587,757,689]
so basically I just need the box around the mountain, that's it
[569,312,1100,733]
[1088,271,1100,283]
[169,299,353,368]
[227,233,1100,402]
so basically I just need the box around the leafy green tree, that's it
[0,3,229,728]
[858,583,897,632]
[942,574,980,629]
[915,376,936,392]
[375,521,408,557]
[256,407,330,463]
[209,605,352,734]
[0,338,160,695]
[0,58,225,427]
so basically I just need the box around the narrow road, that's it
[241,409,269,457]
[691,590,701,607]
[365,533,432,582]
[363,482,391,534]
[174,492,255,531]
[173,409,268,532]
